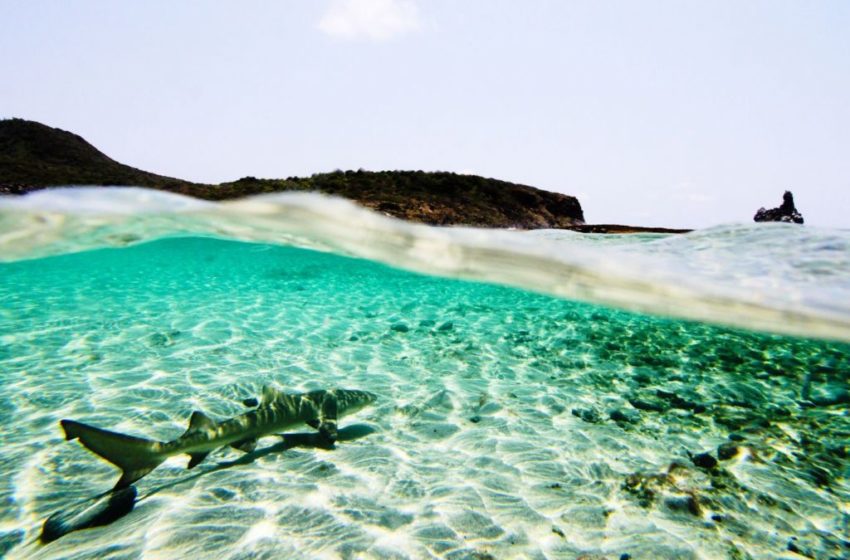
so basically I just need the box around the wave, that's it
[1,187,849,342]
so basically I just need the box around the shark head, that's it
[336,389,378,416]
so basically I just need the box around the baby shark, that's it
[61,387,376,488]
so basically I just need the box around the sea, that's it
[0,187,847,560]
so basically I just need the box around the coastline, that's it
[1,119,689,234]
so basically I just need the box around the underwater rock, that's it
[691,452,718,470]
[714,408,770,431]
[437,321,454,332]
[622,473,667,508]
[211,487,237,501]
[631,370,653,385]
[826,444,847,459]
[717,443,739,461]
[390,322,410,333]
[787,531,850,559]
[609,408,640,424]
[663,494,701,516]
[806,466,831,488]
[807,382,850,407]
[551,525,565,538]
[754,190,804,224]
[40,486,138,543]
[571,407,602,424]
[655,389,706,413]
[627,395,667,412]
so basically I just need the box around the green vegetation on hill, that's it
[198,171,584,227]
[0,118,584,227]
[0,119,188,190]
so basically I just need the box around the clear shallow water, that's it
[0,189,848,559]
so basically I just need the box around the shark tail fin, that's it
[61,419,165,489]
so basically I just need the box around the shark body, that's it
[61,387,376,488]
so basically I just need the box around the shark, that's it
[61,387,377,489]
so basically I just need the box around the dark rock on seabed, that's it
[717,442,739,460]
[571,407,603,423]
[691,451,718,470]
[0,118,691,232]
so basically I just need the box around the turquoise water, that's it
[0,189,849,559]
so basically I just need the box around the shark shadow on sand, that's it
[40,423,377,544]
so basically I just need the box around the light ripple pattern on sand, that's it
[0,237,848,559]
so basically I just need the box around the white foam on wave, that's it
[1,186,849,342]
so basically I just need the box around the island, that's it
[0,119,689,233]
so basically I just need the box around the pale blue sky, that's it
[2,1,848,228]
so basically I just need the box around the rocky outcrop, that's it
[754,191,804,224]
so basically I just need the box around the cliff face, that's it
[0,118,584,228]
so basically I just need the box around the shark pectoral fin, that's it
[318,393,339,443]
[319,421,338,443]
[261,385,283,406]
[187,411,215,431]
[230,438,257,453]
[187,451,211,469]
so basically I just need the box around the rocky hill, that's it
[0,119,189,191]
[0,119,584,228]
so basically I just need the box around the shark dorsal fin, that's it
[187,451,210,469]
[261,385,283,406]
[187,411,215,433]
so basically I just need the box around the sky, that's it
[1,0,848,228]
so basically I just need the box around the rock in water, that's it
[754,191,804,224]
[40,486,137,543]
